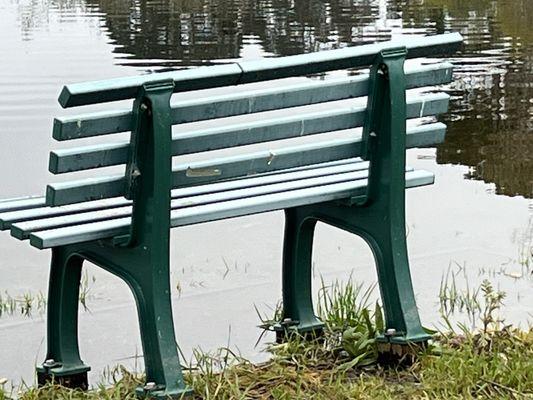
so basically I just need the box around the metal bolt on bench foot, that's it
[273,317,325,344]
[375,327,431,366]
[135,382,194,400]
[36,358,90,390]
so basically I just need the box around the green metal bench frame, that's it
[0,33,462,399]
[42,48,418,398]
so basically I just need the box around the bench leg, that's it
[129,269,193,399]
[77,244,193,399]
[276,208,324,342]
[37,247,90,389]
[363,223,431,347]
[286,201,431,355]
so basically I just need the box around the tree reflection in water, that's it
[16,0,533,197]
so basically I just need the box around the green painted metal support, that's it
[276,208,324,341]
[36,247,90,389]
[36,80,193,398]
[276,48,430,345]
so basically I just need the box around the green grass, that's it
[1,277,531,400]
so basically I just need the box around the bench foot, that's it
[376,332,430,366]
[273,319,325,343]
[135,384,194,399]
[36,364,90,390]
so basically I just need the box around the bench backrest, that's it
[46,33,462,207]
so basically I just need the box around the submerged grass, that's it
[0,272,95,318]
[1,277,531,399]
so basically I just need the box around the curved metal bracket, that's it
[351,47,408,207]
[114,79,175,247]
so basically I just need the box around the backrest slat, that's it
[46,122,446,206]
[59,33,461,108]
[50,92,449,174]
[45,33,462,209]
[53,62,452,141]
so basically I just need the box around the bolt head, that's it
[385,328,397,337]
[43,359,55,367]
[144,382,157,391]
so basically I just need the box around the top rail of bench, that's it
[58,33,462,108]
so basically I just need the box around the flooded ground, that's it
[0,0,531,387]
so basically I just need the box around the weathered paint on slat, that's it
[53,62,452,141]
[50,93,449,173]
[31,169,434,248]
[45,123,446,206]
[58,33,461,107]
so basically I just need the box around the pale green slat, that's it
[46,137,359,206]
[31,169,434,248]
[170,123,444,188]
[45,122,446,206]
[53,62,452,141]
[1,159,365,230]
[59,64,244,108]
[168,171,433,227]
[237,34,461,84]
[0,196,45,214]
[50,92,449,173]
[14,165,382,238]
[58,33,461,107]
[0,197,131,230]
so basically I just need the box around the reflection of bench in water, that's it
[0,32,462,398]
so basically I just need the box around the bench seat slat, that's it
[0,159,365,229]
[0,197,131,230]
[59,32,461,107]
[53,62,453,141]
[14,164,405,239]
[50,92,449,173]
[46,122,446,206]
[30,169,434,249]
[0,196,46,213]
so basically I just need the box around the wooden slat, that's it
[30,169,434,248]
[169,124,443,188]
[14,164,391,238]
[0,196,46,213]
[0,159,365,230]
[0,197,131,230]
[53,62,453,141]
[46,122,446,206]
[58,33,461,107]
[50,92,449,173]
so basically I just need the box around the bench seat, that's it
[1,159,433,249]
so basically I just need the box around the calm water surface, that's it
[0,0,531,387]
[1,0,531,195]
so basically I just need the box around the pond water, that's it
[0,0,531,388]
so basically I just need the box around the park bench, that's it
[0,33,462,398]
